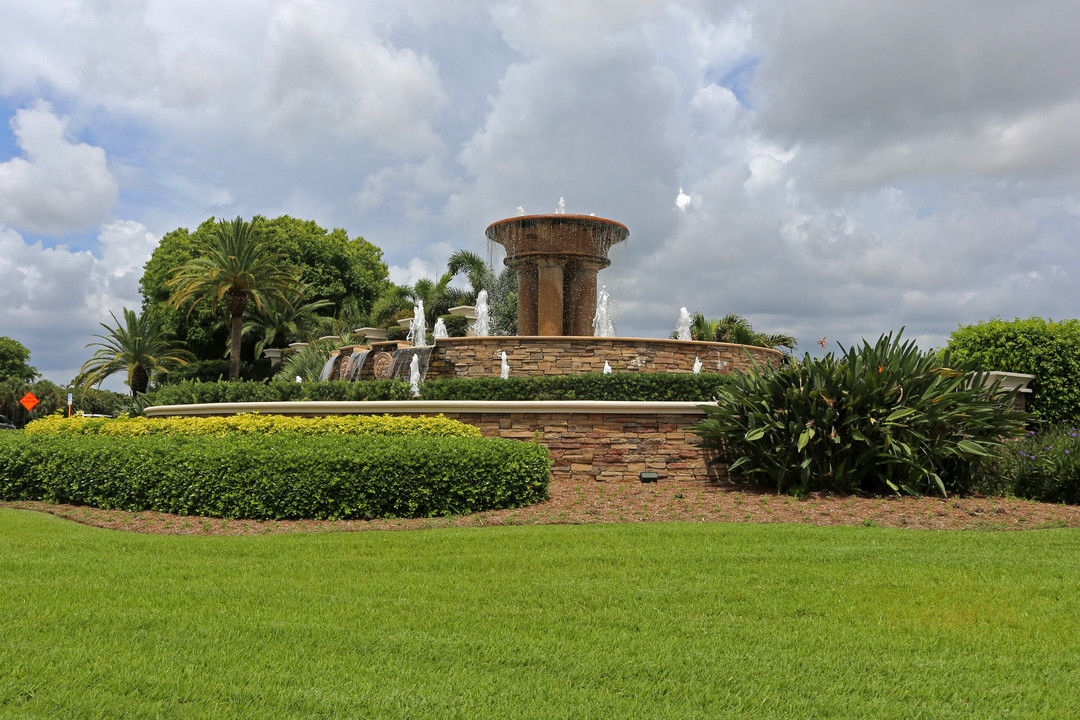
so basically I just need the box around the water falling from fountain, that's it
[676,307,692,341]
[318,355,338,381]
[693,356,702,374]
[409,354,421,395]
[500,351,509,379]
[409,299,427,346]
[593,285,614,337]
[473,289,491,336]
[433,317,448,339]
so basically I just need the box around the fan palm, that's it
[242,287,333,358]
[78,308,194,395]
[167,216,301,381]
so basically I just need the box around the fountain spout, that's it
[500,351,509,379]
[472,289,491,337]
[409,354,421,395]
[676,307,692,341]
[593,285,614,337]
[409,300,427,346]
[433,317,448,339]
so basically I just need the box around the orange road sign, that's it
[19,392,38,411]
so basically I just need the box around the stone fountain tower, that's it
[486,214,629,336]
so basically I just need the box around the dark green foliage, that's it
[439,314,470,337]
[977,422,1080,504]
[143,379,412,407]
[692,331,1027,497]
[0,432,550,519]
[386,326,408,341]
[0,336,38,382]
[946,316,1080,423]
[420,373,732,402]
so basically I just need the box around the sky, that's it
[1,0,1078,390]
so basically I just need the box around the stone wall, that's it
[434,410,725,484]
[426,336,781,379]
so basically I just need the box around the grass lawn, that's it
[2,509,1078,719]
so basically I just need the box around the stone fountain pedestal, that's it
[486,214,629,337]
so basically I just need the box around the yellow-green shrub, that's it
[24,413,481,439]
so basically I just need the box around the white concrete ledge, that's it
[144,400,714,418]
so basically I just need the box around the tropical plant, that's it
[977,422,1080,504]
[275,342,337,383]
[446,248,518,335]
[692,330,1027,498]
[713,312,797,352]
[242,287,333,357]
[167,216,302,381]
[78,308,194,395]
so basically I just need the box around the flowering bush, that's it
[979,422,1080,504]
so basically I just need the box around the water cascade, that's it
[391,346,434,384]
[318,355,338,381]
[676,307,692,341]
[345,350,369,381]
[593,285,614,337]
[473,289,491,336]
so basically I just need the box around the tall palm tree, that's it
[78,308,194,395]
[167,216,301,381]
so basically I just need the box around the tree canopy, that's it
[0,336,37,382]
[139,215,391,367]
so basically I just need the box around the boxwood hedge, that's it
[418,372,733,402]
[0,432,550,520]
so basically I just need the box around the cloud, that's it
[0,102,118,234]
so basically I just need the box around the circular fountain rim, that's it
[484,213,630,237]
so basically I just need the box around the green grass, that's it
[2,511,1079,719]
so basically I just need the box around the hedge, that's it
[144,379,413,407]
[946,316,1080,423]
[0,432,550,520]
[418,373,733,402]
[23,413,481,439]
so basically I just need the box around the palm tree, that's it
[242,287,333,358]
[714,312,797,353]
[167,216,301,381]
[78,308,194,395]
[446,249,493,298]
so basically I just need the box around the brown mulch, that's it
[3,481,1079,536]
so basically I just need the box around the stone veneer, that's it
[424,336,781,379]
[143,400,725,484]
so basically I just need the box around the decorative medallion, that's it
[337,356,352,380]
[372,351,395,380]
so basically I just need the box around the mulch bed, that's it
[4,480,1079,535]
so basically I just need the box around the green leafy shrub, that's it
[692,331,1027,497]
[439,314,469,337]
[977,422,1080,504]
[946,317,1080,423]
[386,326,408,341]
[143,379,411,408]
[0,432,549,520]
[24,413,481,438]
[420,373,732,402]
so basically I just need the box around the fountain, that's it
[408,300,427,346]
[676,307,692,341]
[693,356,702,374]
[593,285,614,337]
[409,354,421,395]
[485,213,628,336]
[500,351,509,379]
[433,318,449,340]
[472,289,491,337]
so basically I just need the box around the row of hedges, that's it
[139,373,733,409]
[419,373,732,401]
[23,413,481,438]
[0,432,550,520]
[145,379,413,407]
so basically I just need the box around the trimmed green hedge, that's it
[145,379,412,407]
[0,432,550,520]
[946,317,1080,423]
[418,373,733,402]
[24,413,481,438]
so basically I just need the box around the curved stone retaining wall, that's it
[144,400,726,484]
[426,336,781,379]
